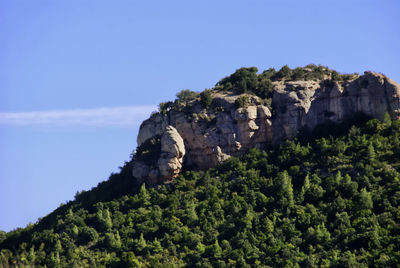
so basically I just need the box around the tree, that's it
[357,188,373,210]
[200,90,213,109]
[216,67,258,94]
[255,78,274,98]
[367,142,376,161]
[273,65,291,80]
[383,112,392,126]
[290,67,306,81]
[96,208,112,230]
[105,231,121,249]
[276,171,294,208]
[54,239,62,253]
[260,68,276,79]
[78,227,98,245]
[122,252,142,268]
[135,233,147,254]
[151,238,163,254]
[299,174,310,202]
[176,89,199,103]
[234,95,249,108]
[206,240,222,259]
[138,183,151,207]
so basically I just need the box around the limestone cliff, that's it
[132,70,400,184]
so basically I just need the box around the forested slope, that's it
[1,116,400,267]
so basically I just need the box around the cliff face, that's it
[272,72,400,140]
[133,71,400,184]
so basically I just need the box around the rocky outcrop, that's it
[132,93,273,183]
[133,125,185,184]
[272,72,400,140]
[132,71,400,184]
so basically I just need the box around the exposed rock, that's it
[273,72,400,141]
[137,113,168,147]
[158,126,185,179]
[132,125,185,184]
[133,71,400,184]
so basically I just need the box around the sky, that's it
[0,0,399,232]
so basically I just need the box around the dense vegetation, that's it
[1,115,400,267]
[214,64,357,98]
[157,65,358,116]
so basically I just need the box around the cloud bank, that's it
[0,106,157,126]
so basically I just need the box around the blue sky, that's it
[0,0,399,232]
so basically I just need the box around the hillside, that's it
[1,65,400,267]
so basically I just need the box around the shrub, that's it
[235,96,249,108]
[159,101,174,115]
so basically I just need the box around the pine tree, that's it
[138,183,151,207]
[299,174,310,202]
[103,209,113,230]
[151,238,163,254]
[367,142,376,161]
[136,234,147,253]
[358,188,373,210]
[277,171,294,208]
[383,112,392,126]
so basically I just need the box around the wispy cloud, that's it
[0,106,157,126]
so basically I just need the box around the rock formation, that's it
[132,71,400,184]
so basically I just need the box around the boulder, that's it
[132,125,185,184]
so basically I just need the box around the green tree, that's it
[274,65,291,80]
[367,142,376,161]
[96,208,112,230]
[216,67,258,94]
[276,171,294,208]
[357,188,373,210]
[176,89,199,104]
[122,252,142,268]
[299,174,310,202]
[105,231,122,249]
[234,95,249,108]
[135,233,147,254]
[78,226,98,245]
[383,112,392,126]
[206,240,222,259]
[200,90,213,109]
[138,183,151,207]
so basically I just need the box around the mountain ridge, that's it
[132,65,400,184]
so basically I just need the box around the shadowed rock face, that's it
[272,72,400,141]
[133,72,400,184]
